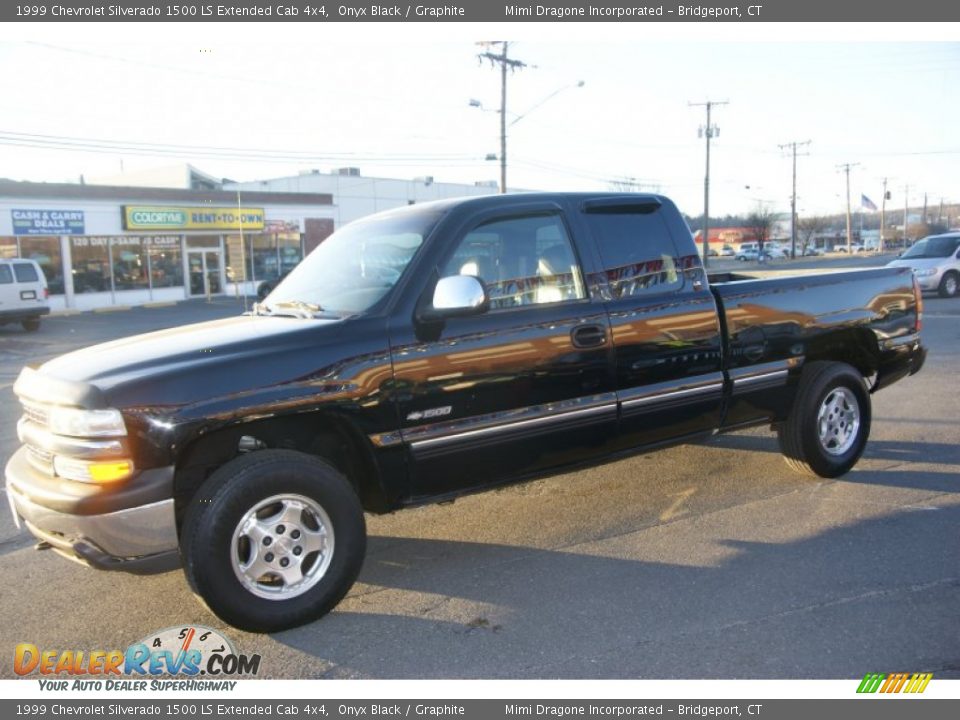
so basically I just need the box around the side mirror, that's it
[421,275,488,322]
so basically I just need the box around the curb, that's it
[49,309,82,317]
[93,305,133,313]
[143,301,178,308]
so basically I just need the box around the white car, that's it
[0,258,50,331]
[887,233,960,297]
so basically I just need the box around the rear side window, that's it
[582,209,682,299]
[13,263,40,283]
[0,265,12,284]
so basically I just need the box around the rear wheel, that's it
[777,361,871,478]
[180,449,366,632]
[938,271,958,298]
[22,318,40,332]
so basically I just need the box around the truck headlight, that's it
[913,268,936,277]
[47,407,127,437]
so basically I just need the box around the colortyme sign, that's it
[12,209,85,235]
[123,206,265,231]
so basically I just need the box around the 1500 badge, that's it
[406,406,452,422]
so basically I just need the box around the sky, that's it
[0,24,957,220]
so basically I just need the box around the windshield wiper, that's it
[266,300,323,319]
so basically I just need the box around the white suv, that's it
[0,258,50,331]
[887,233,960,298]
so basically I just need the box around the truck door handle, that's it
[571,323,607,349]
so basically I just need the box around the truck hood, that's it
[38,314,348,410]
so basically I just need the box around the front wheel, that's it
[938,272,958,298]
[180,449,366,632]
[777,361,871,478]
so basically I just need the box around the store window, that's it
[146,237,183,288]
[0,237,17,260]
[226,230,303,283]
[111,237,149,290]
[71,237,111,293]
[20,236,65,295]
[278,233,303,274]
[252,233,278,281]
[225,234,251,283]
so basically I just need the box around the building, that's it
[0,164,504,312]
[224,167,500,229]
[0,180,334,311]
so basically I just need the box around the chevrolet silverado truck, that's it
[5,193,926,631]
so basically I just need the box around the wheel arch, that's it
[801,327,881,380]
[172,411,390,530]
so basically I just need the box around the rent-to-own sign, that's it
[123,206,265,231]
[12,209,85,235]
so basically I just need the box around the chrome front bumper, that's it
[5,448,180,574]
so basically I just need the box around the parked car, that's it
[802,246,824,256]
[765,243,789,259]
[0,258,50,332]
[6,193,926,632]
[735,242,760,261]
[256,271,291,302]
[887,232,960,297]
[719,244,735,257]
[735,242,774,261]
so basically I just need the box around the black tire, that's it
[180,449,366,632]
[776,361,871,478]
[938,271,959,298]
[21,318,40,332]
[256,282,273,302]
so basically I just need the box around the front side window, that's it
[583,209,682,300]
[441,213,586,310]
[0,265,12,284]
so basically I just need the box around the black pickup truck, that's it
[6,193,926,631]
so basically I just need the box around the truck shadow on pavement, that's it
[271,502,960,679]
[706,434,960,470]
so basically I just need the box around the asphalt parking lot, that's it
[1,256,958,680]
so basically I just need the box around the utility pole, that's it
[779,140,811,259]
[837,162,860,253]
[880,178,888,254]
[903,184,910,247]
[477,41,526,194]
[690,99,728,268]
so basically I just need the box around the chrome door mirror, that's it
[426,275,488,319]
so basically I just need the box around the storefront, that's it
[0,181,334,311]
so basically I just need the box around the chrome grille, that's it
[21,400,49,428]
[25,444,54,475]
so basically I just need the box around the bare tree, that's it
[798,215,830,254]
[746,205,777,262]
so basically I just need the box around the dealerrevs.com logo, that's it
[14,625,261,691]
[857,672,933,694]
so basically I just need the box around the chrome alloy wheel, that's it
[230,494,334,600]
[816,387,861,456]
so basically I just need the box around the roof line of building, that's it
[0,179,333,206]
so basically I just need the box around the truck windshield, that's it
[901,236,960,259]
[262,206,444,315]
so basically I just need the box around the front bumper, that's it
[5,447,180,574]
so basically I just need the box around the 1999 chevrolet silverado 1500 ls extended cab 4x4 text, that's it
[5,193,926,631]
